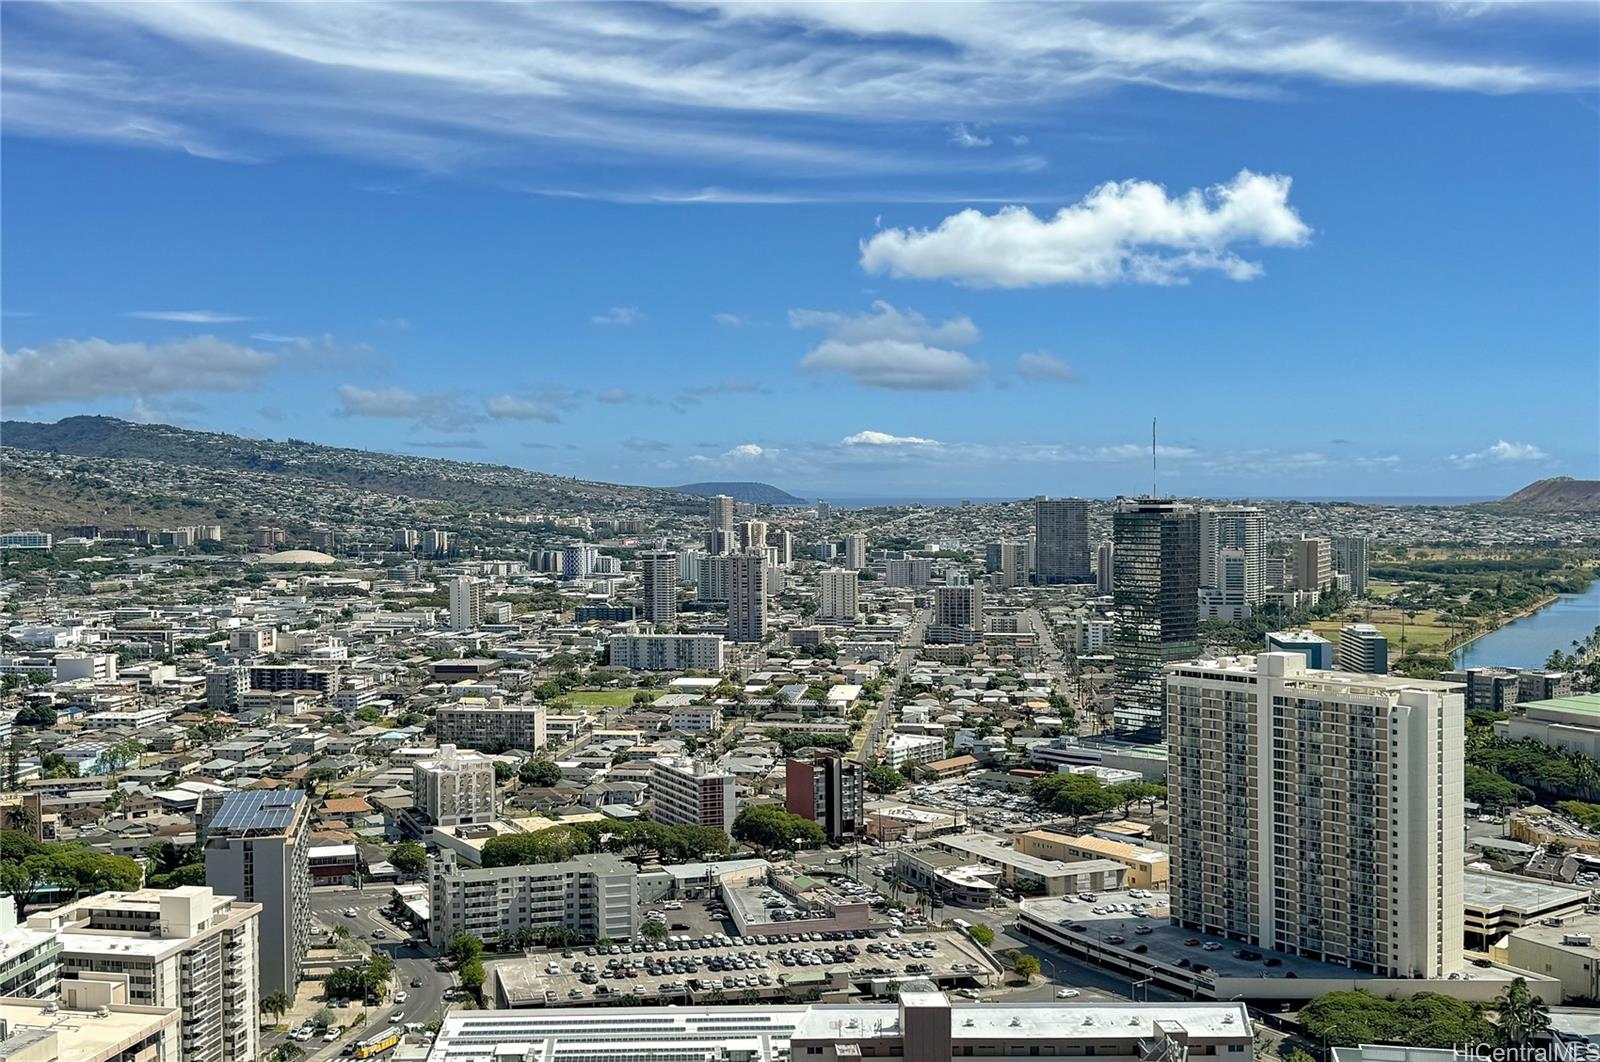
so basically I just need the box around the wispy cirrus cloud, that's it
[1,3,1580,199]
[1015,352,1078,381]
[591,306,644,327]
[127,309,256,323]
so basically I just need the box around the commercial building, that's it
[1165,652,1464,978]
[929,585,983,645]
[0,994,180,1062]
[1336,623,1389,674]
[426,993,1252,1062]
[1110,497,1200,740]
[413,744,497,827]
[1265,629,1335,670]
[608,634,726,672]
[202,789,311,998]
[448,575,485,630]
[436,702,547,752]
[1199,506,1264,615]
[1198,549,1252,621]
[784,751,864,842]
[1493,692,1600,758]
[639,549,679,625]
[1332,535,1370,597]
[422,529,451,555]
[30,886,261,1062]
[428,851,638,949]
[0,897,62,1000]
[0,531,53,550]
[817,568,859,623]
[651,757,737,833]
[247,664,337,696]
[727,551,767,644]
[882,733,947,770]
[1096,541,1115,594]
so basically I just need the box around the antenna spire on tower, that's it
[1151,417,1158,498]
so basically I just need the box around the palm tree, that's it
[1494,978,1550,1050]
[260,991,292,1026]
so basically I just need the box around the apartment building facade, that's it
[1165,651,1463,978]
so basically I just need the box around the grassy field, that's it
[565,689,662,707]
[1311,608,1463,655]
[1366,579,1402,599]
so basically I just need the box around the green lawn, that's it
[565,689,662,707]
[1311,610,1461,655]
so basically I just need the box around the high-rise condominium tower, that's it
[1034,497,1091,584]
[449,574,484,630]
[1166,651,1463,978]
[639,549,678,625]
[1332,535,1370,597]
[1110,497,1200,740]
[818,568,859,623]
[707,494,735,554]
[726,550,766,643]
[1198,506,1264,614]
[843,533,868,571]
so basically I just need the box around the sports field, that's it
[564,689,662,707]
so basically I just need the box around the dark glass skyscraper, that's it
[1111,497,1200,740]
[1034,496,1091,583]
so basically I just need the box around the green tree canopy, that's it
[389,842,427,876]
[732,805,825,850]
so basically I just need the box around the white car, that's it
[394,993,408,1004]
[323,1031,339,1043]
[389,1014,403,1024]
[1056,988,1080,999]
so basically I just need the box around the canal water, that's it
[1452,580,1600,670]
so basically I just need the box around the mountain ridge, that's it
[671,481,808,506]
[1487,476,1600,514]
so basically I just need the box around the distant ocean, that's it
[811,494,1496,509]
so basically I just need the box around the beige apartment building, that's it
[1015,830,1170,889]
[1165,651,1463,979]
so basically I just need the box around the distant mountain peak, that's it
[671,481,807,506]
[1493,476,1600,514]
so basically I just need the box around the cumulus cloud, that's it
[485,395,562,423]
[1,335,281,409]
[860,170,1312,287]
[726,443,767,459]
[791,301,983,390]
[127,309,255,323]
[591,306,643,326]
[842,430,941,447]
[1450,439,1549,467]
[1015,351,1077,381]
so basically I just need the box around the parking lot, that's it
[488,926,1000,1008]
[906,781,1057,832]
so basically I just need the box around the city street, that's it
[857,605,930,763]
[257,885,454,1060]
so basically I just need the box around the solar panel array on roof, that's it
[209,788,304,833]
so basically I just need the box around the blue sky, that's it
[2,2,1596,499]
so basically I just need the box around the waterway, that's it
[1452,580,1600,669]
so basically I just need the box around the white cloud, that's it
[127,309,255,323]
[861,170,1312,287]
[727,443,767,458]
[1450,439,1549,467]
[712,313,745,327]
[1015,351,1077,381]
[337,384,470,431]
[842,430,941,447]
[1,335,280,409]
[250,332,305,343]
[791,301,983,390]
[591,306,643,326]
[485,395,562,423]
[948,123,991,148]
[6,4,1570,196]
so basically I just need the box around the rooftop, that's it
[0,998,180,1062]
